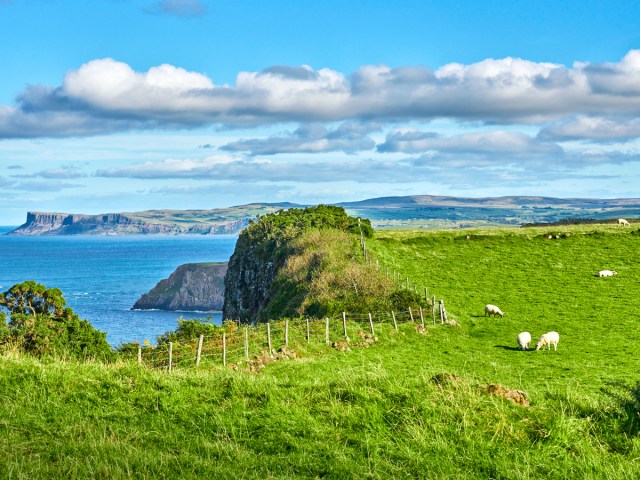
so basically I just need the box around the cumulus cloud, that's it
[4,51,640,138]
[583,50,640,96]
[538,116,640,142]
[220,122,378,155]
[146,0,206,17]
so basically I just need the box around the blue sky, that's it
[2,0,640,224]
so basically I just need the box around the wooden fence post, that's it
[424,287,428,301]
[409,307,414,322]
[392,311,398,331]
[244,327,249,362]
[439,300,445,324]
[419,307,425,328]
[440,300,448,323]
[285,319,289,346]
[306,318,310,343]
[168,342,173,374]
[137,345,142,366]
[432,296,436,325]
[368,313,375,335]
[342,312,349,341]
[325,317,330,345]
[406,277,410,289]
[196,334,204,366]
[267,323,272,354]
[222,332,227,366]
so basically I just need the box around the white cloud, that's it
[12,166,87,179]
[584,50,640,96]
[96,155,239,178]
[4,51,640,138]
[63,58,214,113]
[378,130,562,156]
[538,116,640,142]
[220,122,378,155]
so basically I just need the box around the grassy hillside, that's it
[2,224,640,478]
[368,225,640,394]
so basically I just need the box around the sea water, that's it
[0,226,237,346]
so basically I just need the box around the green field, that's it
[2,225,640,478]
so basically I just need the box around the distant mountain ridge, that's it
[7,195,640,235]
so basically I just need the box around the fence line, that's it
[130,305,453,372]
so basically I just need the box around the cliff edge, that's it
[133,262,227,311]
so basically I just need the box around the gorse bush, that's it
[238,204,373,262]
[0,281,113,361]
[155,318,239,345]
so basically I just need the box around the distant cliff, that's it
[133,263,227,311]
[6,204,299,235]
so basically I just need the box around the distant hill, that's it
[6,203,301,236]
[6,196,640,235]
[339,195,640,229]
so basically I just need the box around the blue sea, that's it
[0,226,237,346]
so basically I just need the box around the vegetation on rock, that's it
[223,205,422,322]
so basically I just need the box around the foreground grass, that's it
[2,224,640,478]
[2,328,640,478]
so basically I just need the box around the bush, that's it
[156,318,238,345]
[0,281,113,361]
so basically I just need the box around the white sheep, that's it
[598,270,618,277]
[484,304,504,317]
[536,331,560,351]
[516,332,531,350]
[618,218,631,227]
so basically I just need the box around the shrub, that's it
[0,281,113,361]
[156,318,238,345]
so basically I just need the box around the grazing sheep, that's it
[598,270,618,277]
[484,304,504,317]
[536,331,560,351]
[618,218,631,227]
[516,332,531,350]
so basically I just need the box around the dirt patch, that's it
[484,383,530,406]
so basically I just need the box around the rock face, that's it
[222,234,277,322]
[7,211,251,236]
[133,263,227,311]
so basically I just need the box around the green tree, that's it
[0,280,66,316]
[0,281,113,361]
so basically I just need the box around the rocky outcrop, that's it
[6,211,252,236]
[222,234,277,322]
[133,263,227,311]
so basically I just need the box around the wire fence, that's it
[126,305,452,373]
[125,219,452,373]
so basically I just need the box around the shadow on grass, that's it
[493,345,535,352]
[602,380,640,436]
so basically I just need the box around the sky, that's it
[2,0,640,225]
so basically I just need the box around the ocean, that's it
[0,227,237,346]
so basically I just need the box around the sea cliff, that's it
[6,205,299,235]
[133,263,227,311]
